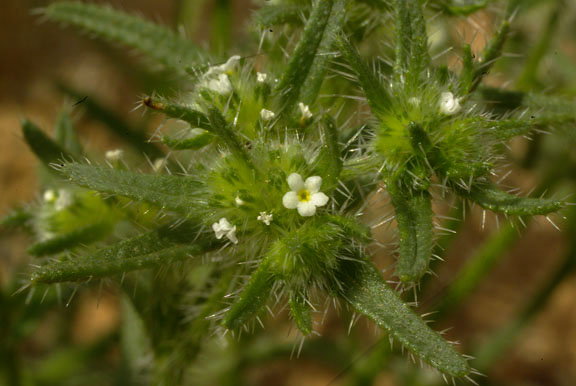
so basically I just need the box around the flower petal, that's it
[287,173,304,191]
[219,218,232,230]
[297,202,316,217]
[304,176,322,193]
[212,223,224,239]
[282,191,299,209]
[310,192,329,207]
[226,226,238,244]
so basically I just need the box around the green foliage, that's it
[336,258,470,377]
[59,163,203,214]
[275,0,349,114]
[42,2,206,73]
[31,222,216,283]
[6,0,576,384]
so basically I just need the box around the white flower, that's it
[439,92,461,115]
[105,149,124,161]
[256,72,267,83]
[235,196,245,206]
[257,212,273,226]
[260,109,276,121]
[43,189,57,203]
[205,55,241,78]
[298,102,313,121]
[204,73,233,95]
[153,158,166,172]
[54,189,73,211]
[282,173,329,217]
[212,218,238,244]
[44,189,72,210]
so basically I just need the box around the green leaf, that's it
[275,0,349,114]
[463,184,562,216]
[59,163,203,214]
[224,259,275,330]
[144,98,250,164]
[336,259,470,377]
[22,120,72,167]
[289,292,313,335]
[143,97,212,130]
[31,222,215,283]
[42,2,206,73]
[466,20,509,94]
[206,107,253,167]
[60,85,166,159]
[54,111,82,156]
[460,44,475,94]
[0,208,33,230]
[27,222,111,257]
[337,38,392,117]
[388,185,434,282]
[299,0,349,107]
[313,116,342,192]
[161,130,215,150]
[393,0,430,87]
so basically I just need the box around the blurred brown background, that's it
[1,1,575,385]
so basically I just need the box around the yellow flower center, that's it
[297,189,311,202]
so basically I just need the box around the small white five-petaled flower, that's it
[204,73,233,95]
[298,102,313,122]
[212,218,238,244]
[105,149,124,161]
[260,109,276,121]
[282,173,329,217]
[439,92,461,115]
[256,72,268,83]
[257,212,273,225]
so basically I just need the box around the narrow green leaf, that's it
[0,208,33,230]
[206,107,253,167]
[59,163,203,214]
[224,260,275,330]
[28,222,111,257]
[388,184,434,282]
[336,259,470,377]
[393,0,430,86]
[482,118,533,140]
[144,97,251,164]
[255,5,305,27]
[162,130,214,150]
[54,111,82,156]
[31,222,215,283]
[337,38,392,117]
[22,120,72,167]
[313,116,342,192]
[463,184,562,216]
[275,0,349,114]
[60,85,165,159]
[42,2,206,73]
[467,20,509,94]
[143,97,211,130]
[289,293,313,335]
[460,44,474,94]
[299,0,349,107]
